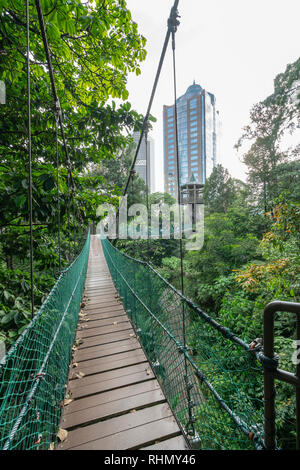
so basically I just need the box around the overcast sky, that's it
[124,0,300,192]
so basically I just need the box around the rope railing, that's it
[0,230,90,450]
[101,236,265,450]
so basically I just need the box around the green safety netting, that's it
[0,230,90,450]
[101,236,265,450]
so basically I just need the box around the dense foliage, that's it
[118,58,300,449]
[0,0,147,345]
[1,0,300,450]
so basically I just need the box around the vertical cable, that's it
[26,0,34,317]
[145,127,150,260]
[171,31,185,321]
[145,128,155,358]
[67,172,71,261]
[55,115,61,273]
[171,20,195,437]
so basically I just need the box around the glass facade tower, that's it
[133,131,155,193]
[163,82,220,198]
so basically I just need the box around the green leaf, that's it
[1,311,17,326]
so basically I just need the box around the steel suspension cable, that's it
[54,114,61,273]
[34,0,79,259]
[170,13,195,437]
[118,0,180,217]
[26,0,34,318]
[34,0,75,191]
[145,127,150,260]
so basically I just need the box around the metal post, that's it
[263,304,276,450]
[262,301,300,450]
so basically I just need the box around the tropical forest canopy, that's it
[115,57,300,448]
[0,0,147,344]
[0,0,300,449]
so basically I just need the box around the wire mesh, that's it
[0,230,90,450]
[102,236,265,450]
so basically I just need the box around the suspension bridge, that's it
[1,0,300,452]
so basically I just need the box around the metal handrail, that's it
[262,301,300,450]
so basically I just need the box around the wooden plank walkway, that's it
[57,235,189,451]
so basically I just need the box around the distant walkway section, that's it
[57,235,188,450]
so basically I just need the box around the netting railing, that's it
[0,230,90,450]
[102,237,265,450]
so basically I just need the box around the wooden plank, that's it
[57,403,173,450]
[85,283,116,289]
[70,350,147,377]
[85,279,114,283]
[68,363,152,391]
[85,292,117,299]
[61,387,165,430]
[76,330,136,349]
[86,298,122,307]
[84,302,123,311]
[141,435,189,450]
[64,380,160,416]
[71,349,147,376]
[77,315,128,330]
[66,416,181,450]
[86,278,116,284]
[84,302,123,312]
[83,309,125,320]
[76,336,138,353]
[77,321,132,339]
[73,338,140,362]
[85,289,117,297]
[85,298,122,307]
[69,368,155,400]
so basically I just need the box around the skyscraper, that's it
[133,131,155,193]
[163,82,220,198]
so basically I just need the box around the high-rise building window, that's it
[190,99,197,108]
